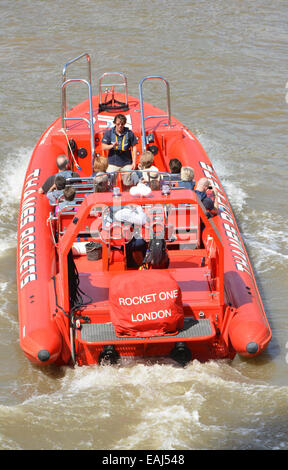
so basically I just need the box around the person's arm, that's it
[207,186,219,216]
[102,129,116,152]
[38,175,55,194]
[46,191,57,205]
[47,183,56,192]
[129,130,138,170]
[131,145,137,170]
[211,186,219,211]
[102,142,116,151]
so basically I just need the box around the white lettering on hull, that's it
[199,161,252,278]
[19,169,40,289]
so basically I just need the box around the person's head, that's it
[150,179,160,191]
[93,156,108,173]
[63,186,76,201]
[113,114,127,133]
[139,151,154,169]
[56,155,69,171]
[195,178,210,192]
[181,166,194,182]
[94,174,109,193]
[54,174,66,190]
[169,158,182,174]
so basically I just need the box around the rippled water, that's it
[1,0,288,450]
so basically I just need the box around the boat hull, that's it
[17,85,271,366]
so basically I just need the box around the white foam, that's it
[8,358,288,450]
[220,180,247,213]
[195,132,248,213]
[195,133,288,276]
[241,208,288,272]
[0,147,32,255]
[0,147,32,208]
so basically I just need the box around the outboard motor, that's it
[170,342,192,366]
[98,345,119,365]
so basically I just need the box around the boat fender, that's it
[68,138,77,152]
[77,147,87,159]
[228,305,270,357]
[148,144,158,155]
[38,349,50,362]
[246,342,259,354]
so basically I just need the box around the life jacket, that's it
[114,128,130,151]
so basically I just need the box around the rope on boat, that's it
[47,214,57,246]
[60,128,82,171]
[51,251,93,366]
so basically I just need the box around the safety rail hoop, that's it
[139,75,171,153]
[64,171,187,191]
[61,53,95,159]
[98,72,128,107]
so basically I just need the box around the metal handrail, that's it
[139,75,171,153]
[62,52,91,84]
[61,53,95,159]
[98,72,128,107]
[61,78,95,159]
[61,53,92,127]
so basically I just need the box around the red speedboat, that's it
[17,53,271,366]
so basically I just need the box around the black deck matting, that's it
[80,317,213,342]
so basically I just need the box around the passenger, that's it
[57,186,77,212]
[114,205,148,268]
[46,174,66,205]
[138,150,160,183]
[101,113,137,187]
[94,174,111,193]
[126,237,148,268]
[38,155,80,194]
[162,158,182,185]
[168,158,182,179]
[92,156,113,189]
[178,166,195,190]
[92,156,108,177]
[150,179,160,191]
[194,178,219,217]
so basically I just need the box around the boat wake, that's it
[0,147,31,255]
[197,133,287,274]
[5,359,287,450]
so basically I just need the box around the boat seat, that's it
[166,204,199,246]
[57,210,102,237]
[99,222,127,271]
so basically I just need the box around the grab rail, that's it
[139,75,171,153]
[98,72,129,111]
[61,53,95,159]
[62,52,92,86]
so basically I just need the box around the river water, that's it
[0,0,288,451]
